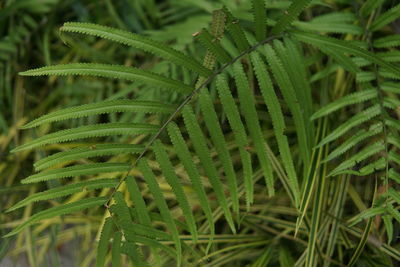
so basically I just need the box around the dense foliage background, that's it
[1,0,400,266]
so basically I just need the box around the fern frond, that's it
[389,169,400,183]
[60,22,212,76]
[137,159,182,265]
[250,51,300,206]
[196,29,231,64]
[389,151,400,165]
[370,4,400,32]
[96,217,114,267]
[328,141,384,177]
[324,123,382,162]
[126,176,152,226]
[317,105,381,147]
[233,61,275,198]
[388,188,400,204]
[21,163,130,184]
[339,158,386,176]
[223,7,250,52]
[294,20,363,34]
[265,42,310,169]
[318,46,360,73]
[199,89,239,215]
[166,122,215,237]
[19,64,193,93]
[132,235,176,258]
[215,76,253,208]
[112,193,149,266]
[374,35,400,48]
[387,203,400,225]
[361,0,385,16]
[382,215,394,245]
[34,144,144,171]
[22,100,174,129]
[7,179,118,212]
[4,197,107,237]
[311,89,377,120]
[251,0,267,41]
[12,123,158,152]
[121,242,149,267]
[112,231,122,267]
[152,140,198,242]
[182,106,236,233]
[282,37,313,126]
[271,0,313,35]
[292,31,400,76]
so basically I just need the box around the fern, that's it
[7,178,118,212]
[5,197,107,237]
[21,163,130,184]
[34,144,144,171]
[20,64,193,93]
[60,22,211,76]
[12,123,159,152]
[7,2,400,266]
[21,100,174,129]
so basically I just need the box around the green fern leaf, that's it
[374,35,400,48]
[339,158,386,176]
[22,100,174,129]
[387,203,400,225]
[389,168,400,183]
[317,105,381,147]
[196,29,231,64]
[292,31,400,77]
[223,7,250,52]
[126,176,152,226]
[12,123,158,152]
[328,141,384,177]
[265,42,310,170]
[318,46,360,73]
[382,215,394,245]
[111,231,122,267]
[4,197,107,237]
[387,188,400,204]
[361,0,385,16]
[271,0,313,35]
[34,144,144,171]
[250,51,300,206]
[61,22,212,76]
[96,217,114,267]
[121,242,149,266]
[111,193,149,266]
[19,64,193,93]
[311,89,377,120]
[137,159,182,265]
[215,75,253,208]
[324,123,382,162]
[152,140,198,242]
[182,106,236,233]
[199,89,239,215]
[7,178,117,212]
[370,4,400,32]
[21,163,130,184]
[233,61,275,197]
[166,122,215,238]
[251,0,267,41]
[348,206,386,227]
